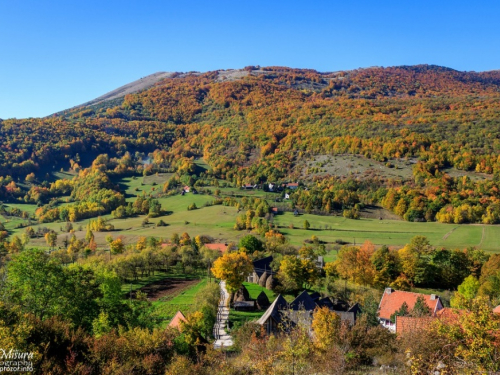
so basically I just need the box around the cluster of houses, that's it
[256,291,361,334]
[169,255,492,338]
[242,257,481,336]
[242,182,300,192]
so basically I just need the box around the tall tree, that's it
[211,252,253,294]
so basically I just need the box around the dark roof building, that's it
[252,256,275,278]
[257,291,360,335]
[256,295,288,333]
[289,290,317,311]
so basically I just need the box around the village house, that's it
[247,256,276,284]
[242,183,258,190]
[257,291,360,335]
[168,311,187,330]
[378,288,444,333]
[395,307,462,335]
[204,243,229,253]
[283,182,299,190]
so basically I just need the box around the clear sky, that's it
[1,0,499,119]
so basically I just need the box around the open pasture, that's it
[273,212,500,251]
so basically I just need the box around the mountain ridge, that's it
[57,64,500,116]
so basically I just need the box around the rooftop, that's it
[378,289,442,321]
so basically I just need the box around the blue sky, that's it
[1,0,499,119]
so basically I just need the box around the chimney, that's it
[385,288,393,295]
[430,294,437,300]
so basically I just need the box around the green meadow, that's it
[273,212,500,252]
[3,171,500,252]
[149,278,209,327]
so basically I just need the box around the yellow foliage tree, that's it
[211,252,253,293]
[311,306,341,350]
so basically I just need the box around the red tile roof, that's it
[436,307,463,323]
[204,243,228,253]
[493,305,500,314]
[378,289,442,320]
[396,316,434,334]
[169,311,187,330]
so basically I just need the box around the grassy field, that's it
[229,310,264,328]
[273,212,500,251]
[5,168,500,253]
[301,154,414,180]
[14,193,243,249]
[9,196,500,252]
[149,278,210,327]
[243,282,276,302]
[112,173,174,200]
[228,282,271,329]
[301,154,491,182]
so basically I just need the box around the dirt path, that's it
[478,226,486,248]
[442,227,458,241]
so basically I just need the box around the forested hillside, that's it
[2,65,500,374]
[2,65,500,223]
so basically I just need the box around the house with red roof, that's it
[168,311,187,330]
[395,316,434,335]
[204,243,229,253]
[378,288,443,332]
[493,305,500,314]
[395,307,464,335]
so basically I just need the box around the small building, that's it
[284,182,299,190]
[248,256,275,283]
[204,243,229,253]
[256,291,271,310]
[242,184,258,190]
[493,305,500,314]
[183,186,190,193]
[268,183,275,192]
[284,193,290,200]
[169,311,187,330]
[234,300,256,311]
[271,207,279,214]
[378,288,443,333]
[256,295,288,334]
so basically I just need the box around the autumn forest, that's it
[2,65,500,374]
